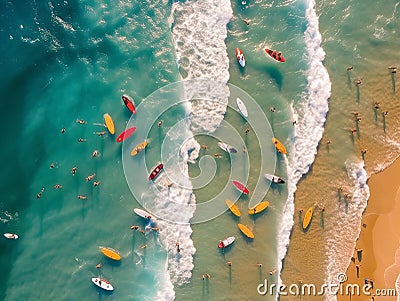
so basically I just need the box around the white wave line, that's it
[276,0,331,298]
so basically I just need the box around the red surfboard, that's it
[149,163,163,180]
[265,48,285,63]
[122,94,136,114]
[235,48,246,67]
[116,126,136,142]
[232,180,249,195]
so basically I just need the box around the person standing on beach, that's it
[355,264,361,278]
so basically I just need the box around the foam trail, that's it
[170,0,233,133]
[276,0,331,297]
[154,1,233,299]
[324,160,369,301]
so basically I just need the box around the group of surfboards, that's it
[235,47,286,68]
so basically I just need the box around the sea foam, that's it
[324,160,369,301]
[170,0,233,133]
[276,0,331,296]
[154,1,233,299]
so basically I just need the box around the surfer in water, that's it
[36,187,45,199]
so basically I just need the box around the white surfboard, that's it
[264,173,285,184]
[4,233,18,239]
[91,277,114,291]
[218,236,235,248]
[218,142,238,153]
[236,98,248,118]
[133,208,152,219]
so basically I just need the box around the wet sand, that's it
[340,157,400,301]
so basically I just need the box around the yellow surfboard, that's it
[103,113,115,135]
[131,140,148,156]
[100,246,121,261]
[248,201,270,215]
[302,207,313,230]
[238,223,255,239]
[226,199,241,217]
[272,137,287,154]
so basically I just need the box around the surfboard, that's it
[302,207,313,230]
[134,208,152,219]
[131,140,148,156]
[103,113,115,135]
[148,163,163,180]
[225,199,241,217]
[264,173,285,184]
[218,142,237,154]
[248,201,270,215]
[122,94,136,114]
[218,236,235,249]
[236,98,248,118]
[92,277,114,291]
[238,223,254,239]
[235,48,246,67]
[265,48,285,63]
[272,137,287,154]
[4,233,18,239]
[116,126,136,142]
[99,246,121,261]
[232,180,249,195]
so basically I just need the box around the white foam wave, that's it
[276,0,331,296]
[170,0,233,132]
[154,1,233,299]
[325,160,369,301]
[144,136,199,301]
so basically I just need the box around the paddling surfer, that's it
[71,166,77,175]
[91,150,100,158]
[86,173,96,182]
[36,187,45,199]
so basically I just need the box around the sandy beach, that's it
[339,157,400,301]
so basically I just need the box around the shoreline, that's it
[339,156,400,301]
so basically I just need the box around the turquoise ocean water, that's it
[1,0,399,300]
